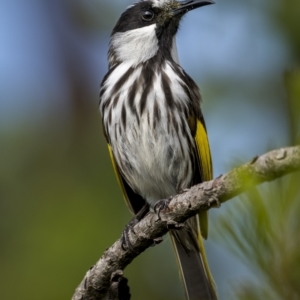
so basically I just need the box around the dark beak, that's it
[172,0,215,16]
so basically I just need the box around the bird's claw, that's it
[154,198,172,220]
[121,221,138,253]
[121,203,160,253]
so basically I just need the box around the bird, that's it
[99,1,217,299]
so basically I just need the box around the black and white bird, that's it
[99,1,217,299]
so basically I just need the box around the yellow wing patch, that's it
[194,119,213,181]
[194,120,216,289]
[107,144,135,214]
[194,119,213,239]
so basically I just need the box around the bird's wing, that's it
[194,118,213,184]
[193,117,213,239]
[107,144,146,215]
[172,116,217,300]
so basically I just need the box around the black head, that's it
[108,0,214,67]
[113,0,214,37]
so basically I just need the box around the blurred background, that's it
[1,0,299,299]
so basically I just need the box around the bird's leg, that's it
[121,203,149,253]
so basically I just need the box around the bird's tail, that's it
[170,216,217,300]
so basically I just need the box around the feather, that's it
[107,144,146,215]
[194,118,213,239]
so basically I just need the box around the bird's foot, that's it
[121,219,138,253]
[154,197,172,220]
[121,204,149,253]
[154,198,185,230]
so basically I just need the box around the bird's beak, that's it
[172,0,215,16]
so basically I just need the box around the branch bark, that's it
[72,145,300,300]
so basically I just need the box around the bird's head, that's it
[108,0,214,68]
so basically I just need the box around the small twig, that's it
[108,270,131,300]
[72,145,300,300]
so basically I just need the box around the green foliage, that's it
[215,68,300,299]
[272,0,300,57]
[216,175,300,299]
[285,69,300,143]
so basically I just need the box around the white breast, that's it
[101,61,195,205]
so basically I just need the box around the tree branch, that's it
[72,145,300,300]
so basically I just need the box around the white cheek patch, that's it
[111,24,159,67]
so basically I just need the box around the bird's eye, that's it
[142,10,154,21]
